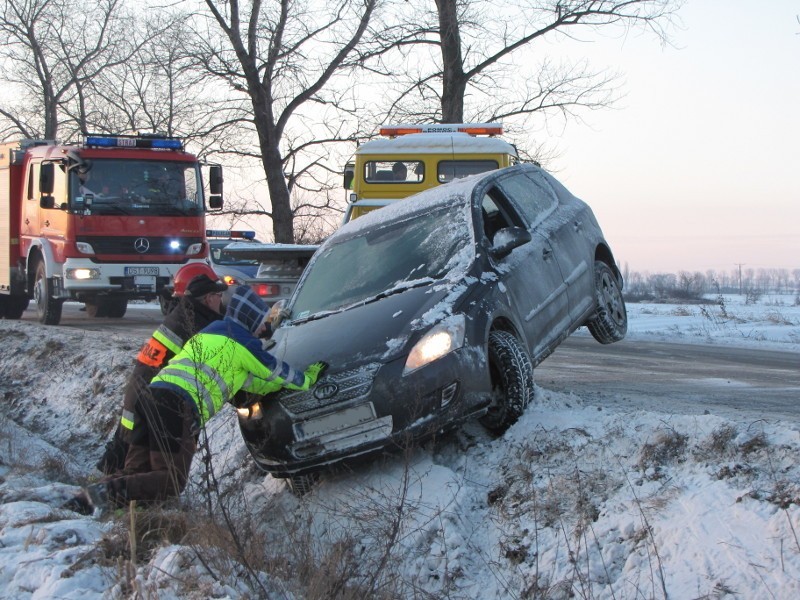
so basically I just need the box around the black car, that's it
[237,163,627,492]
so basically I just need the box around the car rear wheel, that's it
[587,261,627,344]
[479,330,534,434]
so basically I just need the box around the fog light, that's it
[237,402,262,420]
[66,268,100,280]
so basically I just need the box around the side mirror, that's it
[39,163,55,194]
[343,163,355,190]
[208,195,223,210]
[209,165,223,195]
[39,195,55,209]
[490,226,531,259]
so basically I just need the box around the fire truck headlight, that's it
[66,268,100,280]
[76,242,95,255]
[169,240,181,250]
[185,242,203,256]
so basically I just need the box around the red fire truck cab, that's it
[0,134,223,324]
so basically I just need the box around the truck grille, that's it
[77,236,203,256]
[278,363,381,416]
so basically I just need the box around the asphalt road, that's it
[19,302,800,421]
[535,334,800,421]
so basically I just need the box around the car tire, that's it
[33,261,63,325]
[479,330,534,434]
[587,261,627,344]
[285,472,320,497]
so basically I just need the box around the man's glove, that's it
[305,361,329,385]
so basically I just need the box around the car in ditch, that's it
[236,163,627,492]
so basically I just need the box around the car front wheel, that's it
[479,330,534,434]
[587,260,627,344]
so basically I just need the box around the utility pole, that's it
[735,263,745,295]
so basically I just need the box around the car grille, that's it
[279,363,381,415]
[76,236,203,256]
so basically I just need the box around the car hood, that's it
[267,284,459,369]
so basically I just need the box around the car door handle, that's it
[44,220,50,227]
[25,218,30,225]
[574,220,583,231]
[542,247,553,260]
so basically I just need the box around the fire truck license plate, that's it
[124,267,159,276]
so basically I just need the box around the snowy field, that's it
[0,294,799,599]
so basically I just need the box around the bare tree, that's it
[358,0,679,127]
[0,0,141,141]
[187,0,379,243]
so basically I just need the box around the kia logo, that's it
[134,238,150,253]
[314,382,339,400]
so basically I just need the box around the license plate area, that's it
[125,266,159,276]
[293,403,376,441]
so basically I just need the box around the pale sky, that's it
[550,1,800,274]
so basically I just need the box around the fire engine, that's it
[342,123,518,222]
[0,134,223,324]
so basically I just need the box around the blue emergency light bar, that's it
[84,134,183,150]
[206,230,256,240]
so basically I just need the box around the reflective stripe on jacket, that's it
[150,317,311,426]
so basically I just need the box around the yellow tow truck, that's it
[342,123,518,223]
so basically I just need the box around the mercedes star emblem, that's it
[134,238,150,253]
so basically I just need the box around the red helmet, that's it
[172,263,221,297]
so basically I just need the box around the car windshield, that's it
[291,204,473,319]
[69,159,203,217]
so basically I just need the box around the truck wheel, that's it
[33,261,63,325]
[84,299,108,318]
[479,330,534,434]
[105,297,127,318]
[587,261,627,344]
[3,296,30,319]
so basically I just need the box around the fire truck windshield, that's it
[69,159,203,216]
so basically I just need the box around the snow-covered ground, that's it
[1,294,799,599]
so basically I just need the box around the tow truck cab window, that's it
[438,160,499,183]
[364,160,424,183]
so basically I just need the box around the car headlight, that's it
[403,314,466,375]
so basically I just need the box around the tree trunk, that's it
[435,0,466,123]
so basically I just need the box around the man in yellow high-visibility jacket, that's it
[83,285,325,510]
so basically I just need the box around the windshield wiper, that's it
[360,277,435,307]
[289,278,435,325]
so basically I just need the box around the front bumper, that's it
[238,347,490,477]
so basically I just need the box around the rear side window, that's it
[438,160,498,183]
[364,160,424,183]
[497,171,557,229]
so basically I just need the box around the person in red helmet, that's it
[94,264,228,475]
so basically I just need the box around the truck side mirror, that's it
[39,163,55,194]
[209,165,223,195]
[208,195,223,210]
[343,163,355,190]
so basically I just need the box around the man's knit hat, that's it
[226,285,269,333]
